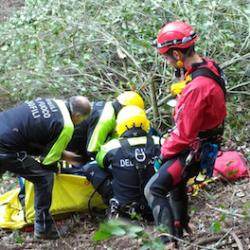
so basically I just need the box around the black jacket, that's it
[96,131,161,205]
[0,97,74,165]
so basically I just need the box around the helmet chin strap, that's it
[175,45,194,69]
[174,52,186,80]
[174,67,186,80]
[171,50,184,68]
[174,59,185,80]
[166,51,186,79]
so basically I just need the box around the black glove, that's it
[171,199,191,238]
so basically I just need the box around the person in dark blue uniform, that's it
[82,105,162,219]
[0,96,91,239]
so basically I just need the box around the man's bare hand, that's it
[62,150,84,166]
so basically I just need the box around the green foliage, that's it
[11,230,25,244]
[0,172,19,194]
[210,204,227,234]
[93,219,166,250]
[0,1,249,96]
[0,0,249,140]
[92,218,144,245]
[15,234,24,244]
[224,99,250,146]
[92,219,143,241]
[241,201,250,220]
[210,221,222,233]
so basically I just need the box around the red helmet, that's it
[156,21,198,55]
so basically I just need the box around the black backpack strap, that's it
[119,138,134,161]
[112,100,122,116]
[191,67,227,98]
[119,136,155,196]
[192,65,226,141]
[119,136,155,169]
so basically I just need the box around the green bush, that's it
[0,0,249,146]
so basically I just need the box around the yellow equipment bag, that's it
[170,75,192,96]
[0,174,105,230]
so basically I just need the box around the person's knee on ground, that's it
[82,161,113,205]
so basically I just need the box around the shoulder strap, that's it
[191,67,227,98]
[119,136,155,197]
[119,136,155,169]
[192,65,226,139]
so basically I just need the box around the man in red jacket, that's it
[144,21,227,248]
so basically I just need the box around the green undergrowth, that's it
[0,0,249,151]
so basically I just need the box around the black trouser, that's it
[82,161,153,218]
[144,156,199,241]
[82,161,113,205]
[0,152,54,232]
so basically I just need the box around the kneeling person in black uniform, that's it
[83,105,161,219]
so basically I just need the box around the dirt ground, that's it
[0,178,250,250]
[0,1,250,249]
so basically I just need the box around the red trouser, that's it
[144,155,199,241]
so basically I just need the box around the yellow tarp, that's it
[0,188,26,229]
[0,174,105,229]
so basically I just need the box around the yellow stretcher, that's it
[0,172,215,230]
[0,174,105,230]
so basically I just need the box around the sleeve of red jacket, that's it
[161,87,206,159]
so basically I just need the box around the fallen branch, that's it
[206,203,245,218]
[213,228,233,248]
[227,81,250,91]
[160,232,217,250]
[146,94,172,114]
[230,231,244,250]
[221,53,250,69]
[184,235,222,250]
[184,226,249,250]
[149,77,160,122]
[227,90,250,95]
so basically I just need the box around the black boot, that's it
[34,222,68,240]
[107,198,120,219]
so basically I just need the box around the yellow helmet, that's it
[116,105,150,137]
[117,91,144,109]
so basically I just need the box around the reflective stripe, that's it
[42,100,74,165]
[87,102,116,153]
[96,135,161,168]
[96,139,121,168]
[127,136,160,146]
[157,32,197,49]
